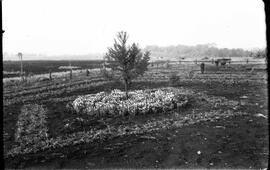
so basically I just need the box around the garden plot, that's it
[5,87,247,160]
[3,64,268,169]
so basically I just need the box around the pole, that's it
[49,69,52,80]
[18,52,23,81]
[70,59,72,79]
[21,56,23,79]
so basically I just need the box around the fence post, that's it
[49,70,52,80]
[70,69,72,80]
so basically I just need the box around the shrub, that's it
[169,73,180,86]
[72,87,189,117]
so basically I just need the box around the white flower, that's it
[71,88,188,117]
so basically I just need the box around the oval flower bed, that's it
[72,87,189,117]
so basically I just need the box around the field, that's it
[3,62,268,169]
[3,60,104,78]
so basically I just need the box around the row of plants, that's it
[3,71,103,96]
[3,79,169,107]
[41,95,79,104]
[3,70,151,97]
[14,104,49,148]
[4,74,265,107]
[3,77,105,99]
[4,68,265,100]
[195,73,262,80]
[138,76,260,87]
[5,108,248,159]
[140,71,265,83]
[196,92,239,108]
[192,76,265,81]
[3,81,111,106]
[183,74,264,86]
[72,87,190,117]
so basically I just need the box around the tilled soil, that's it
[4,79,268,169]
[8,115,267,169]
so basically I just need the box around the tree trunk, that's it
[49,71,52,80]
[20,58,23,81]
[124,79,128,99]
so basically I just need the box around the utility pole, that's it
[18,52,23,80]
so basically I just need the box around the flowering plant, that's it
[72,87,189,117]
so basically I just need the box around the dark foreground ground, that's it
[4,79,268,169]
[18,117,268,169]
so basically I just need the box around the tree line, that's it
[144,44,266,60]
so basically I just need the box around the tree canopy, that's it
[103,31,151,98]
[144,44,255,60]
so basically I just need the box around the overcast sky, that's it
[3,0,266,56]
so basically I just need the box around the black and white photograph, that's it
[2,0,268,169]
